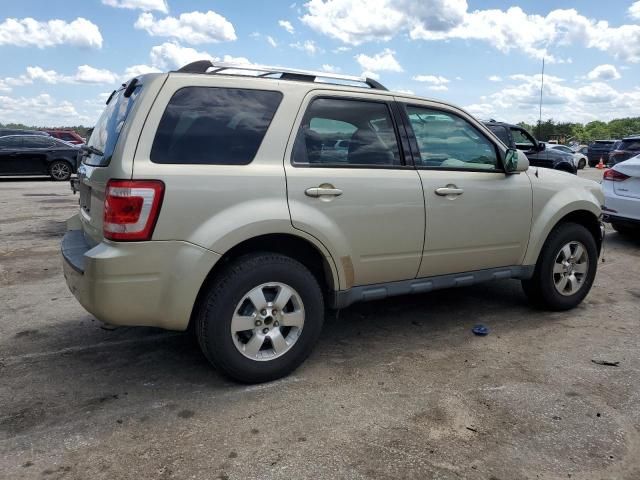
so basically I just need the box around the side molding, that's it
[330,265,534,309]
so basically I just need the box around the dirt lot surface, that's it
[1,169,639,480]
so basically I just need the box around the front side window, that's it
[151,87,282,165]
[510,128,536,150]
[24,136,54,148]
[292,97,401,167]
[406,106,499,170]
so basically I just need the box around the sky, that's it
[1,0,640,127]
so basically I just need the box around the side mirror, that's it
[504,148,529,173]
[537,142,546,152]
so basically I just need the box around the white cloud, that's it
[279,20,295,34]
[301,1,640,63]
[0,65,120,91]
[586,64,620,81]
[0,17,103,49]
[321,64,340,73]
[464,72,640,124]
[290,40,319,55]
[427,85,448,91]
[0,94,86,126]
[135,11,237,44]
[361,70,380,80]
[123,64,162,79]
[412,74,449,84]
[74,65,119,84]
[488,75,502,82]
[266,35,278,47]
[149,42,214,69]
[355,48,403,72]
[102,0,168,13]
[148,42,251,70]
[630,1,640,20]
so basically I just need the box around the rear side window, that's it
[620,139,640,151]
[151,87,282,165]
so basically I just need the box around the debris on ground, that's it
[591,359,620,367]
[472,324,489,336]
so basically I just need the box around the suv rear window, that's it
[151,87,282,165]
[84,85,141,167]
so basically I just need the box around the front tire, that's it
[522,223,598,311]
[578,158,586,169]
[196,253,324,383]
[49,160,72,181]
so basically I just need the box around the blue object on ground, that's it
[472,324,489,336]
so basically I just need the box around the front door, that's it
[284,93,425,288]
[401,102,533,277]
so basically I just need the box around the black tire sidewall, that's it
[535,223,598,310]
[198,254,324,383]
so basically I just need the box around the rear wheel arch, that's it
[189,233,338,328]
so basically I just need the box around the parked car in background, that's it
[0,128,49,137]
[61,64,603,383]
[587,140,618,167]
[0,135,79,180]
[44,129,86,145]
[573,144,588,156]
[548,144,587,169]
[602,155,640,235]
[607,135,640,167]
[484,121,576,174]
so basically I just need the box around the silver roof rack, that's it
[175,60,388,91]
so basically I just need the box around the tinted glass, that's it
[0,137,22,148]
[620,139,640,151]
[151,87,282,165]
[487,125,510,146]
[407,106,498,170]
[293,98,400,166]
[23,136,54,148]
[84,85,141,167]
[510,128,535,149]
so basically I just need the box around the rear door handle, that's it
[305,186,343,197]
[435,186,464,196]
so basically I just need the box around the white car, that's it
[548,144,587,169]
[602,155,640,234]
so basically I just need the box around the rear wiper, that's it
[80,144,104,157]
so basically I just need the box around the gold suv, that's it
[62,61,604,383]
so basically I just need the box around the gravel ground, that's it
[1,168,639,480]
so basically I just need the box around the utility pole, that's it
[538,57,545,140]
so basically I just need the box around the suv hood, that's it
[527,166,604,206]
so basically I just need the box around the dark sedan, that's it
[0,135,79,181]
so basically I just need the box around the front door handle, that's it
[305,186,343,198]
[435,186,464,196]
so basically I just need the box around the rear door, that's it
[284,92,425,287]
[400,101,532,277]
[21,136,53,173]
[0,137,23,174]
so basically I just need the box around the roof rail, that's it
[175,60,388,91]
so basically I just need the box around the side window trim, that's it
[399,102,505,173]
[291,95,412,170]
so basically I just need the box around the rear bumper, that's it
[61,226,220,330]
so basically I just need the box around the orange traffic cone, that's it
[596,156,605,169]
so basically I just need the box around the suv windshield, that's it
[83,84,141,166]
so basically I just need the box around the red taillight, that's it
[603,169,630,182]
[104,180,164,241]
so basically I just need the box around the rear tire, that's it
[49,160,72,181]
[196,253,324,383]
[522,223,598,311]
